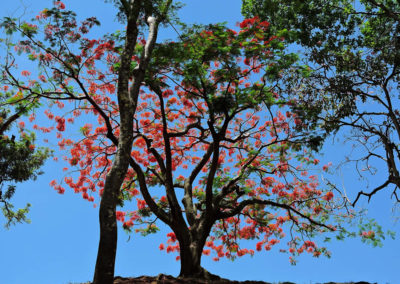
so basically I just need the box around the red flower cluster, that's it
[55,116,65,132]
[239,16,269,29]
[54,1,65,10]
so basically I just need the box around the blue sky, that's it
[1,1,400,284]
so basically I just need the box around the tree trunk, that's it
[92,119,134,284]
[178,226,219,280]
[91,6,139,283]
[92,189,118,284]
[92,149,132,284]
[179,241,204,278]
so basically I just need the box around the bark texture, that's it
[176,220,218,279]
[93,2,141,283]
[93,1,172,283]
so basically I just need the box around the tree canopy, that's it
[242,0,400,205]
[0,71,50,228]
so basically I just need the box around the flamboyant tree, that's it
[0,1,175,283]
[0,1,384,282]
[242,0,400,206]
[126,20,350,278]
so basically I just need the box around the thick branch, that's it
[183,142,214,226]
[146,81,185,225]
[0,108,25,136]
[129,157,172,224]
[352,180,391,206]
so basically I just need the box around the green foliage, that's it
[0,17,17,35]
[105,0,183,26]
[241,0,400,133]
[0,133,50,228]
[1,184,31,229]
[0,134,47,183]
[0,92,51,228]
[241,0,400,245]
[134,223,160,236]
[147,21,296,119]
[242,0,359,49]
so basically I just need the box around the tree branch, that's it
[217,198,334,231]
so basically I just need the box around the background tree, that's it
[0,37,50,228]
[242,0,400,205]
[0,91,49,228]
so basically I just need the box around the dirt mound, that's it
[110,275,375,284]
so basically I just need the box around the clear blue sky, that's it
[1,1,399,284]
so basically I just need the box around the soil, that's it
[92,275,376,284]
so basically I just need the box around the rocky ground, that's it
[96,275,376,284]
